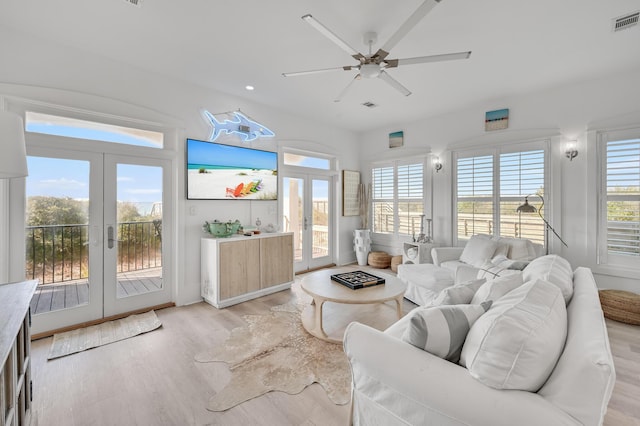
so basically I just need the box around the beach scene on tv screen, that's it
[187,140,277,200]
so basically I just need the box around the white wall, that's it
[359,68,640,291]
[0,26,361,305]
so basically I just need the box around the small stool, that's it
[368,251,391,269]
[390,255,403,273]
[599,289,640,325]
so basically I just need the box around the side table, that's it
[402,242,439,264]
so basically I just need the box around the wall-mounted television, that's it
[186,138,278,200]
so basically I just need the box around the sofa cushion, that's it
[460,236,498,267]
[475,260,522,281]
[470,273,524,305]
[460,279,567,391]
[401,301,492,363]
[523,254,574,304]
[397,264,455,306]
[507,238,536,260]
[431,278,486,305]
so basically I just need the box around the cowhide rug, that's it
[194,300,351,412]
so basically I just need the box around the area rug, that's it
[194,301,351,411]
[48,310,162,360]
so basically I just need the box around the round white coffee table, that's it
[300,268,407,343]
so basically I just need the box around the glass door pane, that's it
[312,179,329,260]
[115,164,163,299]
[283,177,304,263]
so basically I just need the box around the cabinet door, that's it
[219,239,260,299]
[260,235,294,289]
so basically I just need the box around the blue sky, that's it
[187,139,277,170]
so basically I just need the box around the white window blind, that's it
[372,161,424,236]
[397,163,424,235]
[455,144,548,244]
[605,138,640,256]
[457,155,493,238]
[499,150,545,245]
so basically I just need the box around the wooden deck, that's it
[30,267,162,315]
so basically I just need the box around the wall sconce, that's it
[565,140,578,161]
[433,156,443,173]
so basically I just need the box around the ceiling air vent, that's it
[612,11,639,32]
[362,102,378,108]
[123,0,143,7]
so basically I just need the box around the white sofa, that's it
[398,236,543,305]
[344,258,616,426]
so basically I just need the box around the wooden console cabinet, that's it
[201,233,294,308]
[1,280,37,426]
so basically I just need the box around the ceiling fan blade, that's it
[282,65,358,77]
[334,74,361,102]
[302,14,366,62]
[379,71,411,97]
[385,51,472,68]
[374,0,441,60]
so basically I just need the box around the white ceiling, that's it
[1,0,639,132]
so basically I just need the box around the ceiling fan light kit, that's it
[285,0,471,101]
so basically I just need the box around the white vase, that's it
[353,229,371,266]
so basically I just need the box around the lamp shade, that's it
[516,198,537,213]
[0,110,28,178]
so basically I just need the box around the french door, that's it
[26,147,171,335]
[282,173,333,272]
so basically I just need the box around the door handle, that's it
[107,225,117,249]
[304,216,309,231]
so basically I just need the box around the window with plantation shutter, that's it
[602,136,640,258]
[455,142,548,246]
[456,155,494,238]
[372,166,394,234]
[499,150,545,245]
[371,160,424,236]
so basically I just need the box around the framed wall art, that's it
[342,170,360,216]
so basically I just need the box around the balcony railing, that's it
[25,220,162,285]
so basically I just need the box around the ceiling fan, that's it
[282,0,471,102]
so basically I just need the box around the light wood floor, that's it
[29,267,640,426]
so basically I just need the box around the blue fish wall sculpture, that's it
[203,110,275,142]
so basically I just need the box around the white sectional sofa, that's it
[344,256,616,426]
[398,235,544,305]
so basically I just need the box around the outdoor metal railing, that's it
[25,220,162,285]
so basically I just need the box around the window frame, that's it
[453,139,550,247]
[597,128,640,270]
[370,157,427,240]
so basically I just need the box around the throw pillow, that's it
[470,272,524,305]
[475,260,520,281]
[431,278,486,305]
[460,279,567,392]
[402,301,493,363]
[460,236,498,267]
[507,238,536,261]
[523,255,574,304]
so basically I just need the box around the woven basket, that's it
[390,255,403,273]
[368,251,391,269]
[599,289,640,325]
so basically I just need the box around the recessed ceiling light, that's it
[245,85,255,91]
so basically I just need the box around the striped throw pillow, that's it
[402,301,493,363]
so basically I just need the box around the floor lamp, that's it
[516,194,567,255]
